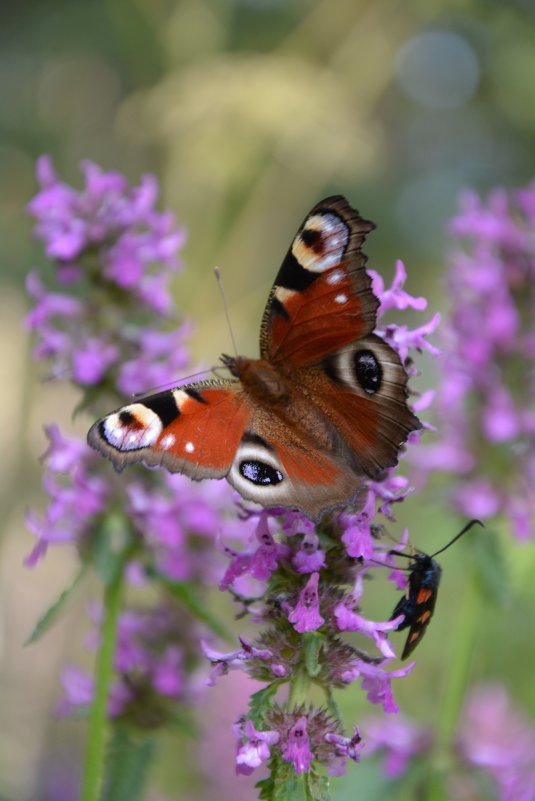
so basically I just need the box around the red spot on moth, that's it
[417,610,432,624]
[417,588,433,604]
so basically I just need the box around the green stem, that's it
[288,669,311,709]
[80,567,125,801]
[437,571,481,746]
[426,570,481,800]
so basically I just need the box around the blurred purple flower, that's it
[413,184,535,539]
[458,683,535,801]
[364,714,433,777]
[60,603,202,725]
[26,157,187,393]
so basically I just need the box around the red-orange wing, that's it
[87,381,251,480]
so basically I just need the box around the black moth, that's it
[389,519,483,659]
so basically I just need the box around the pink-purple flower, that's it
[26,160,443,790]
[25,156,187,391]
[413,184,535,539]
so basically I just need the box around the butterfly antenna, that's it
[430,519,484,559]
[131,368,215,399]
[214,266,239,357]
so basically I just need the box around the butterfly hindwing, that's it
[260,196,378,366]
[293,335,421,480]
[226,407,363,518]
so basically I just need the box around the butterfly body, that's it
[88,196,421,520]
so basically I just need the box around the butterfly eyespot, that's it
[354,350,382,394]
[300,227,325,254]
[239,460,284,486]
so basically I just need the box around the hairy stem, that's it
[80,566,125,801]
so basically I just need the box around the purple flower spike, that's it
[282,716,314,774]
[415,183,535,539]
[25,163,440,786]
[26,157,187,392]
[288,572,325,633]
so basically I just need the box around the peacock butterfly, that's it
[87,196,421,520]
[389,519,483,659]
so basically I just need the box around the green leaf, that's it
[101,726,156,801]
[25,565,86,645]
[306,771,330,801]
[258,759,305,801]
[248,682,283,726]
[149,569,233,642]
[258,759,331,801]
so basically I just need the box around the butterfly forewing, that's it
[260,196,378,365]
[87,381,251,480]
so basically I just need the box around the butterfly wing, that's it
[260,195,420,482]
[225,405,365,519]
[88,195,419,518]
[87,379,358,518]
[87,381,251,480]
[260,195,378,365]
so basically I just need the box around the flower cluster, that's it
[207,505,415,780]
[26,423,249,577]
[26,156,188,395]
[413,185,535,539]
[60,602,200,728]
[26,159,440,796]
[364,683,535,800]
[25,159,246,737]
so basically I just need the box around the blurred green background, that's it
[2,0,535,799]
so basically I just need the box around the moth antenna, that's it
[388,519,484,561]
[214,266,239,357]
[430,518,484,558]
[131,368,215,399]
